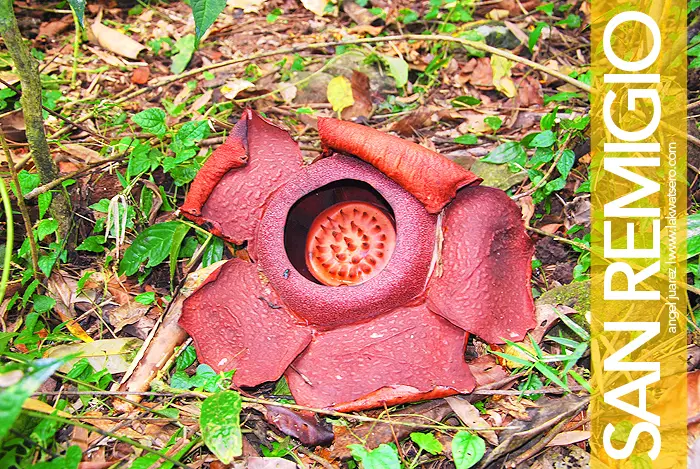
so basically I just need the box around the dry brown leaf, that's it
[343,0,378,25]
[445,396,499,445]
[46,338,143,374]
[39,16,73,37]
[341,71,373,120]
[221,79,255,99]
[332,400,453,459]
[62,144,101,163]
[131,66,150,85]
[347,24,384,36]
[47,272,93,342]
[227,0,265,12]
[107,301,152,333]
[302,0,329,16]
[515,75,544,107]
[22,397,72,418]
[90,22,146,60]
[189,90,214,114]
[546,430,590,447]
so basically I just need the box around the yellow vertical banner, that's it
[591,0,688,467]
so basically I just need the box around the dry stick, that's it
[49,34,588,140]
[0,77,106,141]
[525,225,589,252]
[1,132,40,278]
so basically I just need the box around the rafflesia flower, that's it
[179,109,536,411]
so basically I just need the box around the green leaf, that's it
[169,223,191,282]
[556,13,582,29]
[127,142,159,177]
[34,445,82,469]
[688,214,700,258]
[202,237,224,267]
[200,390,243,464]
[398,8,418,23]
[535,3,554,15]
[534,361,570,390]
[544,92,581,104]
[36,219,59,241]
[189,0,227,47]
[16,170,40,196]
[38,192,52,219]
[171,35,196,74]
[119,222,182,276]
[410,432,443,455]
[0,358,65,441]
[484,116,502,131]
[452,95,481,107]
[173,121,210,151]
[32,294,56,313]
[528,130,556,148]
[529,148,554,167]
[528,22,548,52]
[540,108,557,131]
[454,134,478,145]
[134,291,156,305]
[132,109,167,137]
[382,55,409,88]
[327,76,355,114]
[67,0,86,28]
[556,149,576,177]
[177,345,198,371]
[76,236,106,253]
[481,141,526,164]
[452,431,485,469]
[351,444,401,469]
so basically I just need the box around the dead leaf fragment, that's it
[327,75,355,113]
[515,75,544,107]
[90,22,146,60]
[546,430,590,447]
[445,396,499,445]
[341,71,373,120]
[221,79,255,99]
[491,55,516,98]
[227,0,265,13]
[302,0,329,16]
[131,66,150,85]
[45,338,144,374]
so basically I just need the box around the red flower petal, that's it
[317,118,481,213]
[427,186,536,344]
[286,304,475,410]
[179,258,312,387]
[181,109,304,248]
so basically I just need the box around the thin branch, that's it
[24,153,125,200]
[49,34,588,141]
[0,77,106,141]
[1,132,39,278]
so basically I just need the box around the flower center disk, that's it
[305,201,396,286]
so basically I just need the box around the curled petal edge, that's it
[180,109,304,247]
[317,117,482,213]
